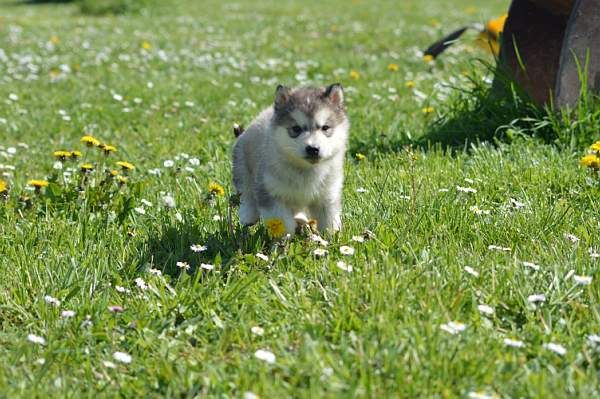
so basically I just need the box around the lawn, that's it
[1,0,600,397]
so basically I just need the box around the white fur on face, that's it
[274,109,348,167]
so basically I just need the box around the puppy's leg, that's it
[255,184,296,235]
[233,145,259,226]
[310,195,342,233]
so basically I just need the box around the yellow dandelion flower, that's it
[50,35,60,45]
[80,163,94,173]
[265,218,286,238]
[81,135,100,147]
[0,179,8,194]
[590,141,600,152]
[422,107,434,114]
[108,169,119,177]
[485,14,507,39]
[349,70,360,80]
[387,63,399,72]
[53,150,71,161]
[116,175,128,184]
[142,41,152,50]
[208,181,225,196]
[405,80,416,88]
[71,150,82,159]
[423,54,434,63]
[28,179,49,190]
[580,154,600,169]
[102,145,117,155]
[116,161,135,171]
[355,153,366,161]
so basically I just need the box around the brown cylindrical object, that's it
[500,0,600,107]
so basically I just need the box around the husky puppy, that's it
[232,83,349,235]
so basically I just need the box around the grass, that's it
[1,0,600,397]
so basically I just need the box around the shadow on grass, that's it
[417,71,548,149]
[136,218,270,279]
[347,62,551,156]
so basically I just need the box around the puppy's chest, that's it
[264,167,333,205]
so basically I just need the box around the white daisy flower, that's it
[573,275,592,285]
[464,266,479,277]
[587,334,600,344]
[509,198,525,209]
[456,186,477,193]
[190,244,207,252]
[163,159,175,168]
[115,285,130,294]
[176,261,190,271]
[440,321,466,335]
[339,245,355,256]
[523,261,540,271]
[309,234,329,246]
[564,233,580,243]
[255,253,269,261]
[44,295,61,307]
[467,392,495,399]
[251,326,265,336]
[254,349,276,364]
[61,310,76,318]
[163,194,176,208]
[527,294,546,303]
[113,351,132,364]
[336,260,353,272]
[27,334,46,345]
[488,245,511,252]
[134,207,146,215]
[351,235,365,243]
[477,304,494,315]
[313,248,328,257]
[544,342,566,356]
[134,277,148,290]
[102,360,117,369]
[201,263,214,271]
[141,199,153,207]
[503,338,525,348]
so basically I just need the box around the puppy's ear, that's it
[274,85,290,110]
[324,83,344,106]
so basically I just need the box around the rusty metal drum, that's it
[500,0,600,106]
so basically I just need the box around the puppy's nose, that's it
[305,145,320,157]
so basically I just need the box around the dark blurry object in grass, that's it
[79,0,157,15]
[423,15,507,59]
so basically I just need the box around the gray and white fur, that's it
[232,83,349,235]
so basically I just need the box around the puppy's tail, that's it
[233,123,244,138]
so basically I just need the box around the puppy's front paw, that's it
[239,202,259,226]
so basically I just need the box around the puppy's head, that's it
[271,84,349,167]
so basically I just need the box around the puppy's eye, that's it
[289,125,303,137]
[322,125,330,132]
